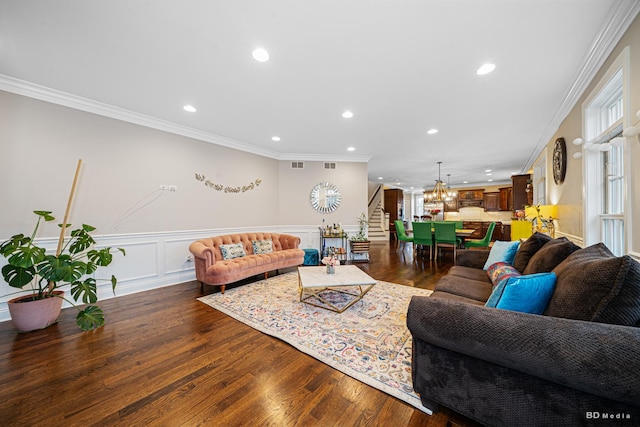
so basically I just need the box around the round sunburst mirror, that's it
[310,182,341,214]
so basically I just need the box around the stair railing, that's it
[368,184,385,233]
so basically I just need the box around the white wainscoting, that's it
[0,225,358,324]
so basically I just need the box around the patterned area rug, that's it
[197,271,433,414]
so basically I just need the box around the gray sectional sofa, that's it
[407,233,640,426]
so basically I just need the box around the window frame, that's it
[581,47,631,254]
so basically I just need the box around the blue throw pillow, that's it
[485,272,557,314]
[483,240,521,270]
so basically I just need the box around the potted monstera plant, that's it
[0,210,125,332]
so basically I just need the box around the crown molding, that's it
[0,74,370,164]
[524,0,640,171]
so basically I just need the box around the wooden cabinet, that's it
[463,221,484,239]
[502,223,512,241]
[483,192,500,212]
[499,187,513,211]
[511,174,532,212]
[444,198,458,212]
[458,189,484,208]
[384,189,404,240]
[463,221,503,241]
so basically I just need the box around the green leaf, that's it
[76,306,105,330]
[1,264,36,288]
[84,261,98,275]
[34,211,55,222]
[39,254,86,282]
[68,228,95,254]
[111,275,117,294]
[8,245,46,268]
[71,278,98,304]
[88,248,113,266]
[0,234,29,256]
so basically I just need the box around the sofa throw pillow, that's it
[512,232,553,273]
[485,272,557,314]
[486,262,521,287]
[219,243,246,260]
[545,243,640,326]
[252,239,273,254]
[482,240,521,270]
[521,237,580,275]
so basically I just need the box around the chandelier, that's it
[424,162,456,202]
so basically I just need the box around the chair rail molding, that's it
[0,225,346,324]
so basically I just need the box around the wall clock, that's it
[552,137,567,185]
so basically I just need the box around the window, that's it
[533,153,546,205]
[413,193,424,218]
[582,48,629,256]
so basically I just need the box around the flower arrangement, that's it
[430,209,441,215]
[515,210,526,220]
[322,255,340,267]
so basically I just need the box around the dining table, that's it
[453,228,477,247]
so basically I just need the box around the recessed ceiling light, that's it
[477,63,496,75]
[488,179,494,182]
[485,169,492,172]
[342,111,354,119]
[427,129,438,135]
[347,146,355,151]
[252,48,269,62]
[486,173,492,176]
[183,105,197,113]
[463,180,469,184]
[271,136,280,141]
[378,177,383,180]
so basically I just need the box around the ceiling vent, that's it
[291,161,304,169]
[324,162,337,170]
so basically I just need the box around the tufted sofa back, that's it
[195,233,301,262]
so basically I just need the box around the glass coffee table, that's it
[297,265,377,313]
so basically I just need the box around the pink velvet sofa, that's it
[189,232,305,293]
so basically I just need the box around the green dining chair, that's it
[394,220,413,252]
[412,221,434,259]
[464,222,496,249]
[444,220,463,229]
[434,221,461,262]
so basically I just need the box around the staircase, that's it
[367,186,389,241]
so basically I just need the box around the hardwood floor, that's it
[0,241,482,426]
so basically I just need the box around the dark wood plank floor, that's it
[0,240,482,426]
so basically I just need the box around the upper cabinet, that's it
[499,187,513,211]
[511,174,532,212]
[458,189,484,208]
[484,192,500,211]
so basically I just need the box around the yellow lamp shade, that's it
[525,205,558,220]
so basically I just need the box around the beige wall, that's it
[278,160,368,227]
[0,91,368,239]
[542,12,640,253]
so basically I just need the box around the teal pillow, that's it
[219,243,246,260]
[485,272,557,314]
[483,240,521,270]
